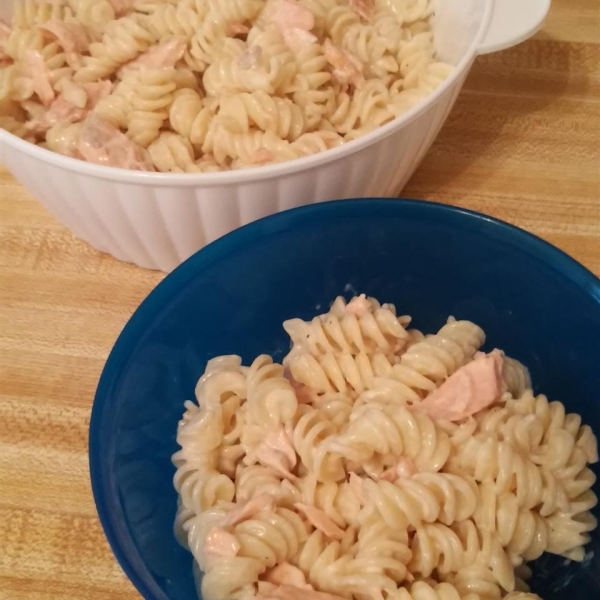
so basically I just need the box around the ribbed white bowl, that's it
[0,0,550,271]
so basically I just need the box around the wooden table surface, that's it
[1,1,599,598]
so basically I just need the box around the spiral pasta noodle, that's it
[234,506,309,568]
[371,471,479,528]
[169,293,598,600]
[325,4,360,46]
[328,79,394,136]
[388,580,487,600]
[328,402,452,472]
[505,390,599,464]
[297,528,405,596]
[14,0,67,29]
[45,120,82,155]
[188,18,246,71]
[71,0,116,37]
[451,519,516,591]
[202,51,284,96]
[284,294,410,359]
[92,76,135,128]
[235,465,300,504]
[292,405,345,482]
[341,19,398,79]
[3,27,46,61]
[288,351,403,396]
[148,131,198,172]
[167,88,212,146]
[298,473,362,527]
[206,0,263,27]
[452,434,570,515]
[299,0,338,33]
[141,1,204,40]
[203,122,296,166]
[287,130,344,158]
[125,67,183,146]
[74,15,155,83]
[290,41,335,128]
[201,555,266,600]
[172,406,236,515]
[219,91,306,141]
[245,354,298,429]
[475,484,549,562]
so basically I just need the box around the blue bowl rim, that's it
[89,197,600,600]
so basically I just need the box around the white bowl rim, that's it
[0,2,493,188]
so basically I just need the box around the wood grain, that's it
[1,1,599,598]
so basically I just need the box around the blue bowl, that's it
[90,199,600,600]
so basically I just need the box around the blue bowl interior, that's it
[90,199,600,600]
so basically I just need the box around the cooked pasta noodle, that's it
[297,528,404,596]
[14,0,67,29]
[284,294,410,358]
[71,0,116,37]
[148,131,198,172]
[364,471,479,529]
[298,472,362,527]
[328,402,452,471]
[234,506,309,568]
[74,15,155,83]
[290,351,403,397]
[170,293,598,600]
[3,27,46,61]
[141,1,205,40]
[3,0,454,172]
[219,91,306,141]
[169,88,213,146]
[45,120,82,155]
[292,405,345,482]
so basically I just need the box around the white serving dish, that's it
[0,0,550,272]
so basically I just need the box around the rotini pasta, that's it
[358,471,477,533]
[203,121,296,167]
[289,351,405,397]
[245,354,298,430]
[297,528,403,596]
[3,0,454,172]
[71,0,116,38]
[290,40,335,128]
[125,67,182,146]
[219,91,306,141]
[452,434,569,515]
[3,27,46,61]
[170,293,598,600]
[147,131,198,172]
[298,472,362,528]
[14,0,68,29]
[284,294,410,359]
[505,390,599,464]
[188,18,246,71]
[292,405,345,482]
[74,15,155,83]
[235,465,300,504]
[141,1,205,40]
[475,484,549,562]
[92,76,135,128]
[168,88,213,147]
[45,120,82,155]
[328,403,452,472]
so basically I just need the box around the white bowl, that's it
[0,0,550,272]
